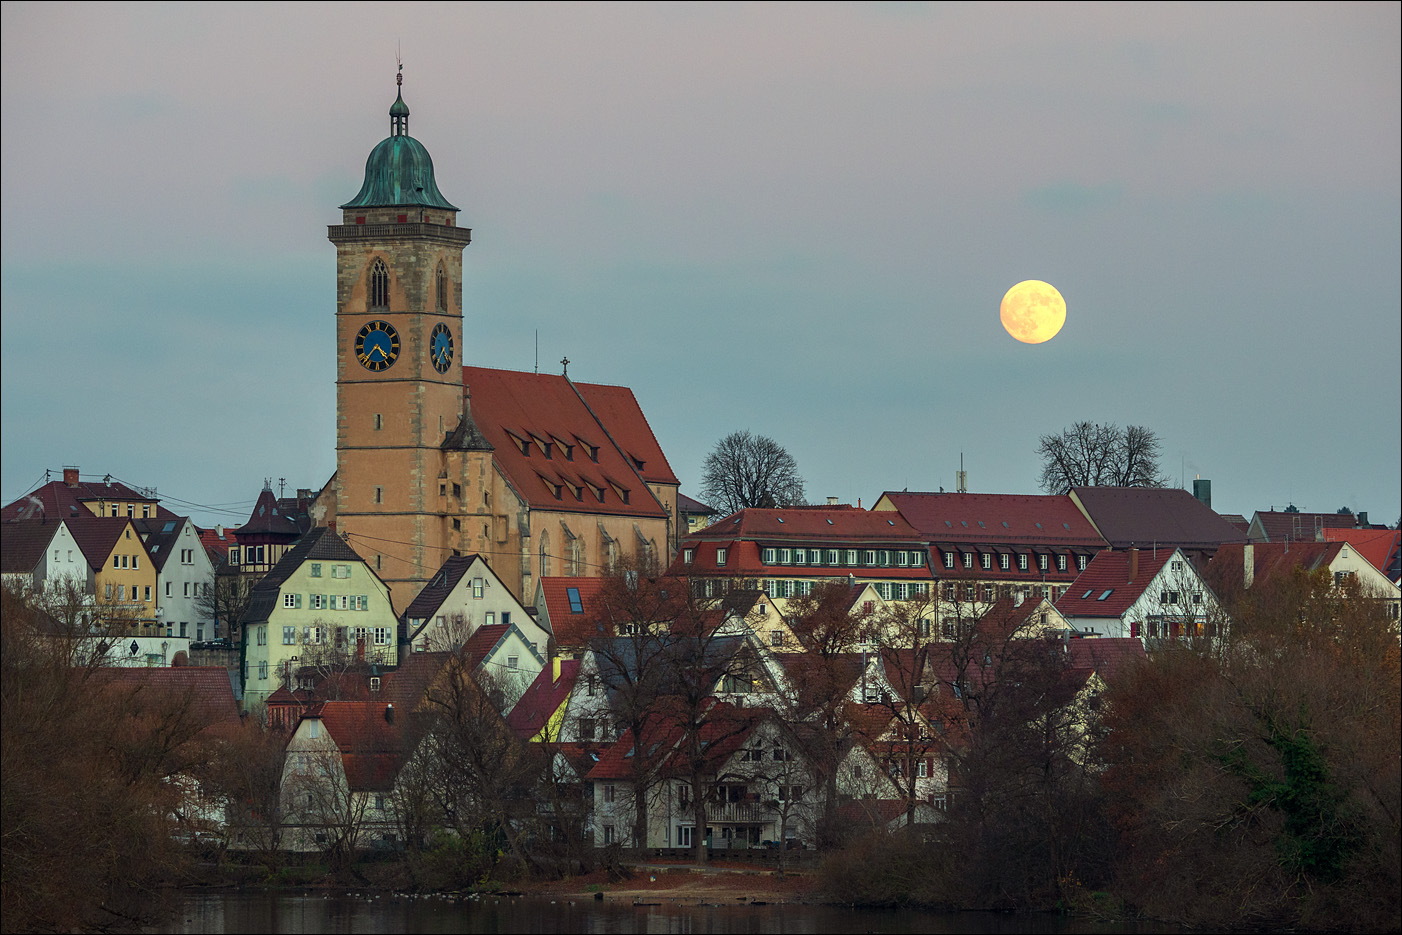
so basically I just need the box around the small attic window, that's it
[1097,589,1114,601]
[960,520,968,527]
[887,520,895,525]
[1002,521,1009,528]
[162,521,176,533]
[977,521,985,528]
[826,518,834,525]
[1035,522,1043,529]
[1081,590,1094,599]
[1063,523,1071,530]
[776,517,784,523]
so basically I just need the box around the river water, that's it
[164,891,1186,933]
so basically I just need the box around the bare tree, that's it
[197,571,256,643]
[700,430,807,515]
[1037,421,1168,493]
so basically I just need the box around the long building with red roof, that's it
[672,505,934,603]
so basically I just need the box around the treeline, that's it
[822,569,1400,931]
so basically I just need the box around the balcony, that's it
[327,222,472,246]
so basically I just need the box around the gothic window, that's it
[436,264,448,312]
[369,258,390,308]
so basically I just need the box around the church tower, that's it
[328,70,471,610]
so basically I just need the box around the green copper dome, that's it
[341,81,459,211]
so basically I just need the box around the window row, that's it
[111,553,140,569]
[104,583,152,602]
[104,503,153,518]
[165,581,209,598]
[760,547,926,568]
[308,563,353,579]
[279,624,392,646]
[942,582,1060,603]
[280,593,372,611]
[940,550,1086,573]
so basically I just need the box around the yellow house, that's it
[70,515,158,631]
[241,526,399,709]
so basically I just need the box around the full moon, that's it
[1000,280,1066,344]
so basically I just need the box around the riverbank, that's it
[521,862,819,905]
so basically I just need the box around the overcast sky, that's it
[2,3,1398,528]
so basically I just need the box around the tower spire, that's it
[390,62,410,137]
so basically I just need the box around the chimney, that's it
[215,524,224,538]
[1243,543,1254,590]
[1357,511,1368,527]
[63,466,80,487]
[1128,547,1139,582]
[1192,478,1212,510]
[384,703,395,724]
[826,496,839,506]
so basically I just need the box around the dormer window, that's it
[981,553,992,570]
[716,547,728,566]
[369,259,390,308]
[1057,554,1067,571]
[999,554,1010,571]
[1017,554,1028,571]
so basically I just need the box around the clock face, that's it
[355,320,400,372]
[430,323,454,374]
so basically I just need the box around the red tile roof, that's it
[877,492,1105,547]
[506,659,581,739]
[64,514,143,572]
[1054,548,1176,618]
[688,507,924,542]
[94,666,241,733]
[312,701,406,791]
[2,477,174,524]
[1072,487,1245,550]
[461,367,670,518]
[538,577,610,648]
[1205,542,1343,594]
[1064,638,1146,682]
[460,623,512,668]
[1319,528,1399,576]
[572,380,679,488]
[197,526,240,561]
[0,520,62,574]
[1249,510,1360,544]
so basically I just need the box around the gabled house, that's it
[138,515,215,642]
[1319,527,1402,584]
[1,467,176,525]
[710,588,802,652]
[0,519,89,595]
[1056,547,1220,640]
[240,526,399,709]
[1246,509,1371,545]
[280,701,405,854]
[1206,541,1401,619]
[403,554,549,656]
[585,705,819,850]
[458,622,547,713]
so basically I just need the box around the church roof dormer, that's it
[341,68,459,211]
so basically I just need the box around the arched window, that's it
[436,264,448,312]
[539,534,550,577]
[369,259,390,308]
